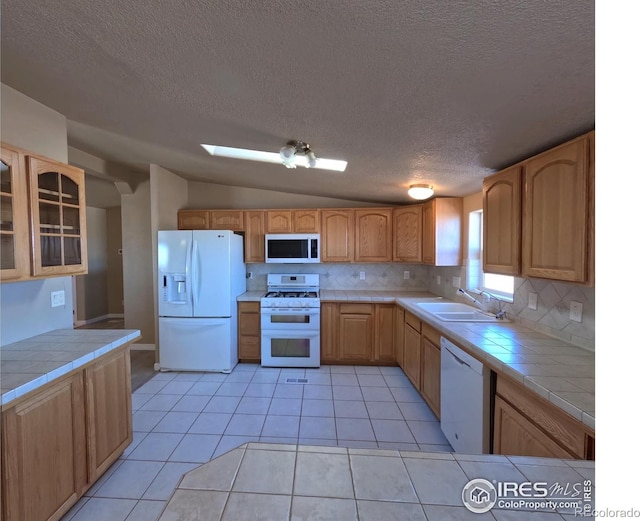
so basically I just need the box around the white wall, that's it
[75,207,109,323]
[187,180,382,209]
[0,83,74,345]
[121,179,155,345]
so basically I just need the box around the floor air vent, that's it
[285,378,309,384]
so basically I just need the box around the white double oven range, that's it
[260,274,320,368]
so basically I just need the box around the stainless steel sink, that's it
[415,301,508,322]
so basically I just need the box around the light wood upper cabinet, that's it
[422,198,463,266]
[321,209,354,262]
[355,208,393,262]
[178,210,210,230]
[244,211,265,263]
[522,135,592,282]
[0,144,30,282]
[393,205,422,262]
[483,167,522,275]
[210,210,244,231]
[292,209,320,232]
[27,155,88,277]
[266,210,293,233]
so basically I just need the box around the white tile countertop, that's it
[235,290,595,429]
[158,442,595,520]
[397,298,595,430]
[0,328,141,407]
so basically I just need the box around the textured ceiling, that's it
[0,0,594,204]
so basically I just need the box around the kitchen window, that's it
[467,210,514,301]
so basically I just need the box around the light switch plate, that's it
[528,293,538,310]
[359,271,366,280]
[452,276,461,288]
[51,290,65,307]
[569,301,583,322]
[404,271,410,280]
[436,275,441,285]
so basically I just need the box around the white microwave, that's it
[265,234,320,263]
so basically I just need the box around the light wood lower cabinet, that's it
[402,312,421,388]
[420,334,441,419]
[238,302,261,361]
[320,302,395,364]
[1,345,133,521]
[494,375,595,460]
[85,348,133,481]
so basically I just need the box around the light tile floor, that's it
[62,363,452,521]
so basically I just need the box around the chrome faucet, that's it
[457,288,509,320]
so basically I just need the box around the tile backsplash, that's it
[246,263,595,351]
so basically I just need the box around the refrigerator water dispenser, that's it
[162,273,188,304]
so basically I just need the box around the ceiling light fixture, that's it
[201,142,347,172]
[408,184,435,200]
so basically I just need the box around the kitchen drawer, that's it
[496,375,591,458]
[421,321,439,346]
[404,311,421,332]
[238,301,260,313]
[339,303,373,314]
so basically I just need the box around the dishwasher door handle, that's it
[446,347,471,368]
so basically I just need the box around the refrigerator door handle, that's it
[186,236,193,308]
[192,239,200,307]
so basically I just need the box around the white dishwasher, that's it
[440,337,490,454]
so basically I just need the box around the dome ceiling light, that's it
[408,184,435,200]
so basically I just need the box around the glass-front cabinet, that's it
[27,156,87,276]
[0,144,30,281]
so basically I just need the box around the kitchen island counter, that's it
[1,328,141,407]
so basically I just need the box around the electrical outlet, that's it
[436,275,441,285]
[359,271,366,280]
[51,290,65,307]
[569,301,583,322]
[403,271,410,280]
[452,276,461,288]
[528,293,538,310]
[246,272,253,279]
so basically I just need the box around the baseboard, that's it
[75,313,124,327]
[130,343,156,351]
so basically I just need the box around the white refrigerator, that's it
[158,230,246,373]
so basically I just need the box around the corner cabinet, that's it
[422,197,463,266]
[0,144,30,281]
[27,155,88,277]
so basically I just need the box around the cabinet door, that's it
[320,302,339,362]
[374,304,395,362]
[321,210,354,262]
[422,198,463,266]
[85,348,132,482]
[238,302,261,360]
[2,373,87,521]
[355,208,393,262]
[27,156,88,276]
[210,210,244,231]
[244,211,265,263]
[522,136,591,282]
[0,144,30,282]
[293,210,320,233]
[421,335,441,418]
[403,322,421,388]
[266,210,292,233]
[393,205,422,262]
[339,308,373,360]
[178,210,210,230]
[483,167,522,275]
[493,395,574,459]
[394,306,405,366]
